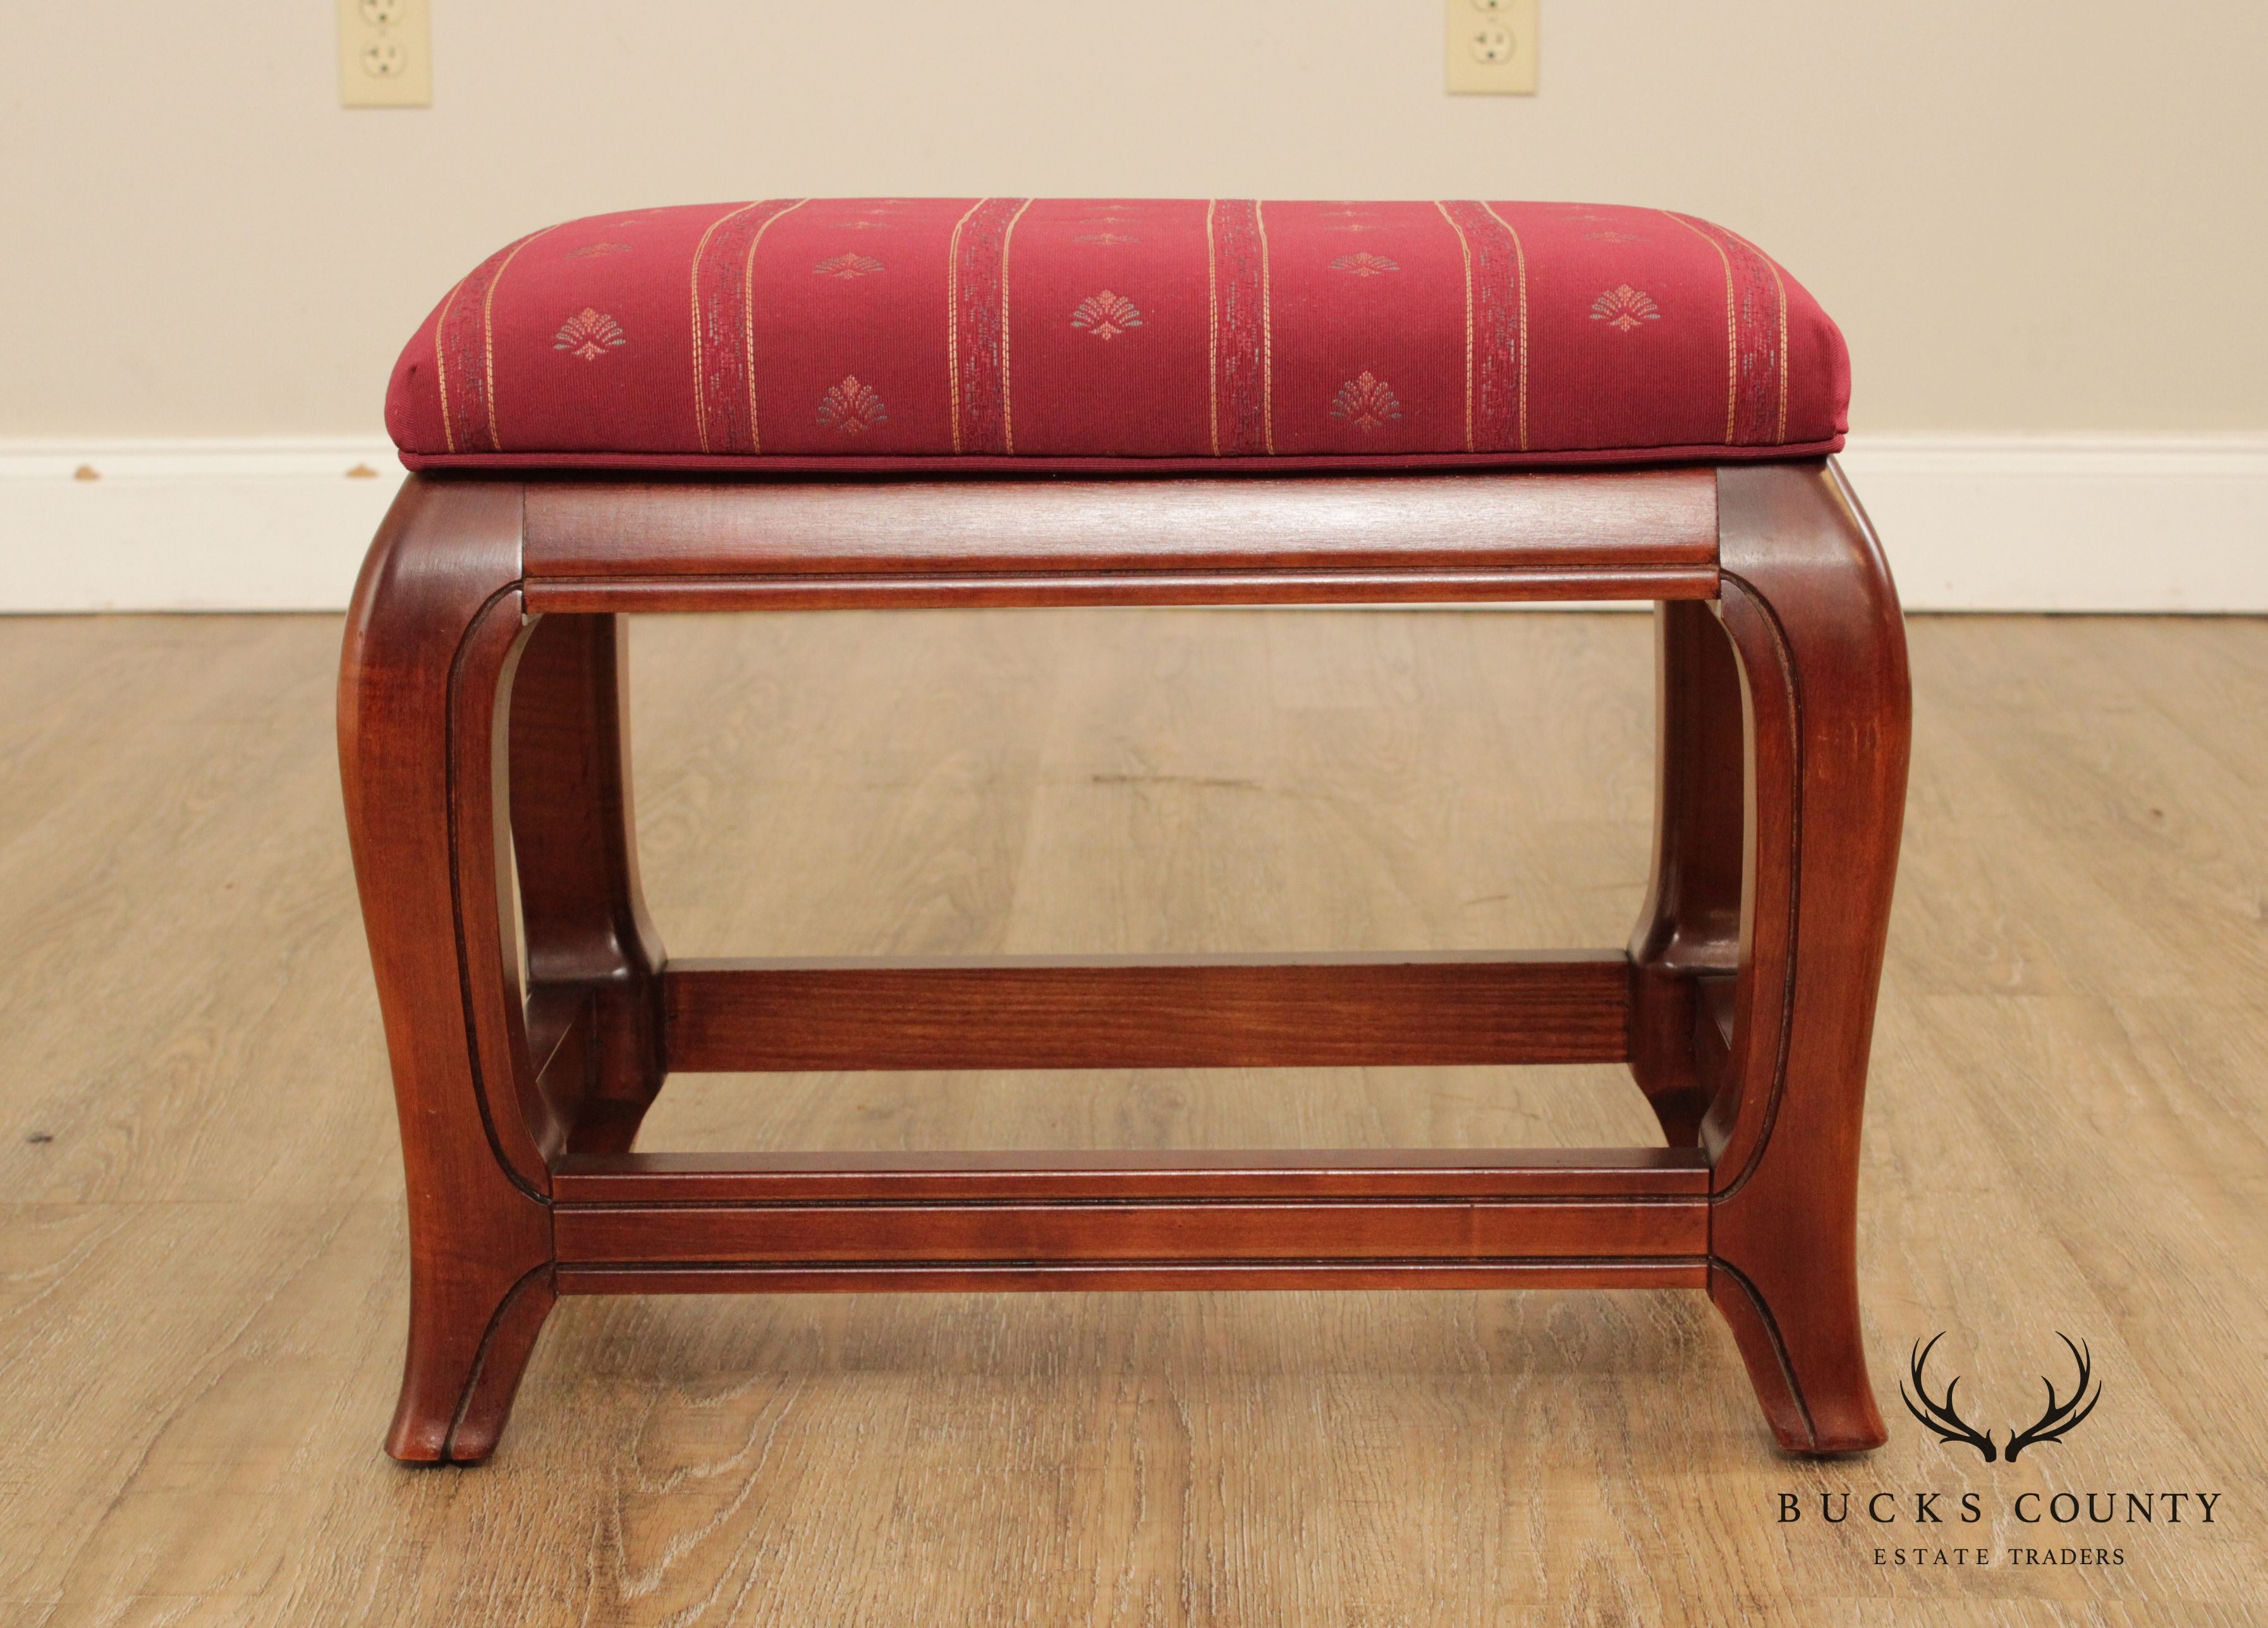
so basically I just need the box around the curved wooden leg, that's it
[339,477,558,1464]
[1706,460,1910,1455]
[508,613,667,1154]
[1628,599,1747,1147]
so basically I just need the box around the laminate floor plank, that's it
[1,608,2263,1624]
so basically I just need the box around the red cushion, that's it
[387,199,1846,474]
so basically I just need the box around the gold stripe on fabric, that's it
[1661,209,1737,445]
[480,224,561,452]
[945,198,989,454]
[1435,201,1477,453]
[1205,199,1220,458]
[742,197,810,455]
[999,197,1037,455]
[1255,200,1275,455]
[1765,252,1789,443]
[1478,201,1530,450]
[690,202,765,455]
[1728,224,1791,443]
[432,276,468,455]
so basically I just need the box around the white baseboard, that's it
[1834,435,2268,613]
[2,434,2264,614]
[0,440,402,613]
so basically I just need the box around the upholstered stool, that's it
[342,198,1908,1463]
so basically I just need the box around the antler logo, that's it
[1901,1332,2102,1462]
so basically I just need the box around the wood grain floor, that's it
[2,608,2264,1625]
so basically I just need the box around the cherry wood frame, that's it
[337,461,1909,1464]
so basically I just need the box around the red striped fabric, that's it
[389,199,1846,473]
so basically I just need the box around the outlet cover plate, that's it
[338,0,432,108]
[1446,0,1538,95]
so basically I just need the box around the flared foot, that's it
[1710,1261,1886,1455]
[386,1265,558,1465]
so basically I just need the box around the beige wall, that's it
[7,1,2263,438]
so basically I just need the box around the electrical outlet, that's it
[338,0,431,107]
[1446,0,1537,95]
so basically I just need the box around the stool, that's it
[341,198,1909,1463]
